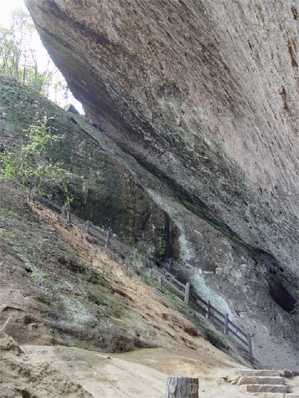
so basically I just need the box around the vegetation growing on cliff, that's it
[0,7,69,103]
[0,116,73,205]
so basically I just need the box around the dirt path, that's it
[23,345,254,398]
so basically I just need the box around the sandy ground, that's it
[1,185,258,397]
[3,185,296,397]
[23,345,255,398]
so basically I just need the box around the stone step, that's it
[256,394,285,398]
[248,394,299,397]
[258,395,299,398]
[238,376,286,386]
[257,394,285,398]
[244,384,289,394]
[237,369,284,377]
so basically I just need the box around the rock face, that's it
[0,76,175,261]
[25,0,299,367]
[0,333,92,398]
[1,180,219,357]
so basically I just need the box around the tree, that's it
[0,117,73,208]
[0,7,70,101]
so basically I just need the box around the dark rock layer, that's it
[25,0,299,367]
[0,76,173,260]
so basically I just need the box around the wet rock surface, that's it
[24,0,299,367]
[0,180,222,356]
[0,76,174,261]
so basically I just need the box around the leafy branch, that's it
[0,117,73,208]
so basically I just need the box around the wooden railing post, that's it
[85,220,91,234]
[166,377,198,398]
[184,282,191,305]
[159,275,163,290]
[206,300,211,319]
[153,268,253,360]
[224,313,229,335]
[105,228,112,248]
[248,335,253,357]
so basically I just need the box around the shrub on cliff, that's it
[0,116,73,206]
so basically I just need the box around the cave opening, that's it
[253,248,298,314]
[269,280,297,313]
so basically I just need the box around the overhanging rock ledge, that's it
[26,0,299,368]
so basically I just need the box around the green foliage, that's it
[204,328,229,351]
[0,117,73,205]
[0,8,69,100]
[0,9,43,93]
[30,266,49,287]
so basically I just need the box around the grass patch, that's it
[204,329,229,351]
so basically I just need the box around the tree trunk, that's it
[166,377,198,397]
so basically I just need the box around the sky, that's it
[0,1,83,112]
[0,0,26,28]
[0,0,49,69]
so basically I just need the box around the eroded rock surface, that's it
[0,332,92,398]
[2,179,236,362]
[0,76,174,261]
[25,0,299,367]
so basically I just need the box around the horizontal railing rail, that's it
[82,219,254,359]
[43,205,253,360]
[154,268,253,358]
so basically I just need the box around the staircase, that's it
[233,369,299,397]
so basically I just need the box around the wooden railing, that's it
[83,220,253,358]
[155,269,253,358]
[44,206,253,360]
[81,219,253,358]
